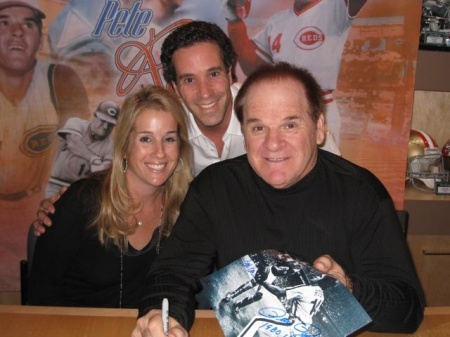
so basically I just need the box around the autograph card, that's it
[200,249,371,337]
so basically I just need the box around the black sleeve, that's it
[348,184,425,333]
[138,183,217,330]
[319,150,424,332]
[28,180,94,305]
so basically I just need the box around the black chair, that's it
[20,225,37,305]
[396,210,409,237]
[19,260,28,305]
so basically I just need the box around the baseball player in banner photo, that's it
[0,0,90,203]
[0,0,90,290]
[223,0,368,153]
[45,100,120,197]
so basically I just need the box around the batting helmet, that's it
[94,100,120,125]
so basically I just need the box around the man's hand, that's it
[222,0,251,22]
[131,309,188,337]
[33,187,67,236]
[313,255,352,291]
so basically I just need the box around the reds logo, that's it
[20,125,57,158]
[295,26,325,50]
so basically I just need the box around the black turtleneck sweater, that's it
[140,150,424,333]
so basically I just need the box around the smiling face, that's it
[0,6,41,75]
[125,108,180,194]
[242,78,325,189]
[171,42,233,134]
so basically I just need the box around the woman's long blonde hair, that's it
[90,85,193,250]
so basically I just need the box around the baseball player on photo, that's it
[45,100,120,197]
[223,0,368,153]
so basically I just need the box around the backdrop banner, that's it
[0,0,422,290]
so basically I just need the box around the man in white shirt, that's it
[159,21,246,175]
[183,83,243,174]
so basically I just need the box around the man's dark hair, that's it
[160,21,237,83]
[234,62,325,124]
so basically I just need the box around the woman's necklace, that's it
[119,249,123,308]
[135,203,164,253]
[156,204,163,254]
[120,204,164,307]
[136,204,163,228]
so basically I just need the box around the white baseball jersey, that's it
[49,118,113,185]
[285,285,324,325]
[253,0,354,91]
[0,61,58,199]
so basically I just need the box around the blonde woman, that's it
[28,86,192,308]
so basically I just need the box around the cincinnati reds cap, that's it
[0,0,46,19]
[94,100,120,125]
